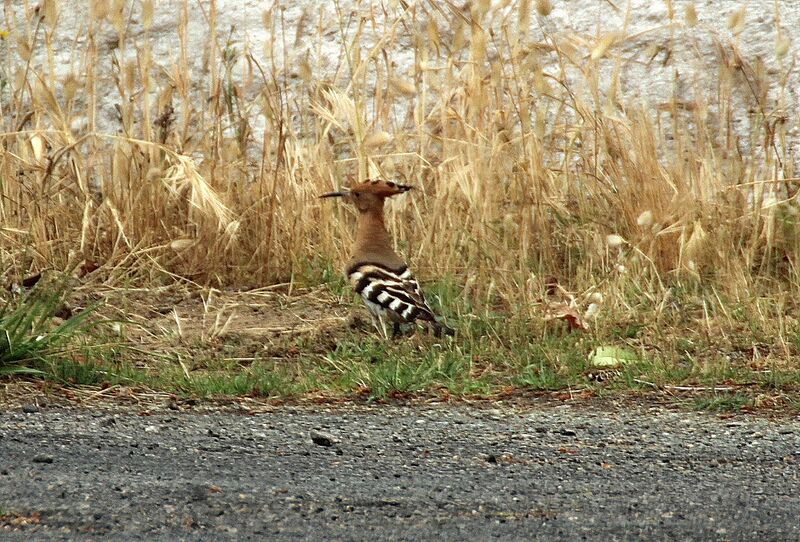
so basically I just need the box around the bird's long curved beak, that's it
[319,189,349,199]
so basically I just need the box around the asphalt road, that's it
[1,403,798,541]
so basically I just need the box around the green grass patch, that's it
[39,357,145,387]
[168,360,304,399]
[31,355,311,400]
[4,276,800,410]
[314,336,490,399]
[1,279,106,377]
[693,394,754,412]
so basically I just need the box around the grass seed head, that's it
[535,0,553,17]
[727,7,746,34]
[363,131,393,149]
[776,34,791,58]
[142,0,154,29]
[607,234,625,248]
[389,76,417,96]
[685,3,698,27]
[591,33,619,61]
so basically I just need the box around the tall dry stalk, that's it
[0,0,796,317]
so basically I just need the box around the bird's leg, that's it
[369,312,381,335]
[370,312,389,339]
[379,316,390,340]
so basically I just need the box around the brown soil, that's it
[86,284,364,363]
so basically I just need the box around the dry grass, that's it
[1,1,799,368]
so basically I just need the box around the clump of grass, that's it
[0,279,102,376]
[167,359,304,399]
[318,337,493,399]
[694,394,754,413]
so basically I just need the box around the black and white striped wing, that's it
[396,267,425,303]
[348,263,436,324]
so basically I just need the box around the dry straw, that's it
[0,0,796,318]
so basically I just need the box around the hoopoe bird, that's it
[321,179,455,339]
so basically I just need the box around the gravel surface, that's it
[1,404,799,541]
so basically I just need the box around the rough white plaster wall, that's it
[3,1,797,143]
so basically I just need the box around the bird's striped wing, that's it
[396,267,425,304]
[348,263,437,323]
[395,268,454,335]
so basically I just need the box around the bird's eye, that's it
[353,192,360,198]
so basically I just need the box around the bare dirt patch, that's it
[92,285,357,362]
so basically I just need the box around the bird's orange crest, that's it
[351,179,413,198]
[319,179,412,200]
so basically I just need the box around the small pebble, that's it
[310,430,336,447]
[100,417,117,427]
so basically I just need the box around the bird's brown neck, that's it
[350,203,405,271]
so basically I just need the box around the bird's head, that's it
[320,179,413,212]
